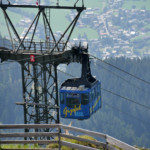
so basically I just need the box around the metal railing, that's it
[16,40,66,52]
[0,124,138,150]
[0,38,67,52]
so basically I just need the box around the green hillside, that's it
[123,0,150,10]
[0,57,150,147]
[59,57,150,148]
[0,0,150,148]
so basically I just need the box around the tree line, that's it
[0,57,150,147]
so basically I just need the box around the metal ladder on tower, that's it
[45,8,51,50]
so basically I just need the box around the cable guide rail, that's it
[0,124,138,150]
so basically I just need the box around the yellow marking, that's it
[90,96,101,113]
[63,104,81,117]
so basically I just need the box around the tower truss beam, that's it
[0,4,86,11]
[20,62,60,137]
[0,1,86,139]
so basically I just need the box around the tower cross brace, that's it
[0,1,86,138]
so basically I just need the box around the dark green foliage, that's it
[61,57,150,148]
[0,62,23,124]
[0,57,150,148]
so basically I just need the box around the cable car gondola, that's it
[59,44,101,120]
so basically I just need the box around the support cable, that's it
[0,51,150,102]
[2,51,149,90]
[56,69,150,111]
[86,53,150,86]
[0,53,150,126]
[96,61,150,94]
[57,69,150,127]
[1,48,150,96]
[101,88,150,110]
[103,101,150,127]
[0,54,150,97]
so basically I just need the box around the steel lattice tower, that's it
[0,0,85,135]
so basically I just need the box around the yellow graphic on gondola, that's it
[90,96,101,113]
[63,104,81,117]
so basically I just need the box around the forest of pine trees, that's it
[0,57,150,148]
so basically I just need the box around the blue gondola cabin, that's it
[60,81,101,119]
[59,44,102,120]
